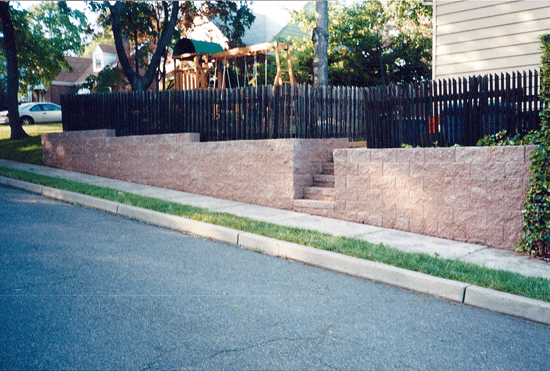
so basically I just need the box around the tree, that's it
[6,2,89,93]
[81,66,124,93]
[94,1,255,92]
[313,1,328,86]
[105,1,179,92]
[287,0,432,86]
[0,1,89,139]
[0,1,26,139]
[28,1,89,56]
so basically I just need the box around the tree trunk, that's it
[0,2,28,140]
[109,1,179,92]
[313,1,329,86]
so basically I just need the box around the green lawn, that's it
[0,123,62,164]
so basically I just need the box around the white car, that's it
[0,102,62,125]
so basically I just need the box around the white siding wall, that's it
[433,0,550,80]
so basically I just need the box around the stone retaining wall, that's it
[42,130,535,250]
[330,146,537,250]
[41,130,348,210]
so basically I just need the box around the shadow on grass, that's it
[0,123,62,165]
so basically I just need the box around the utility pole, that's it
[312,1,328,86]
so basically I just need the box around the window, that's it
[94,51,102,71]
[42,104,60,111]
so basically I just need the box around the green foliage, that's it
[208,1,255,48]
[285,0,432,86]
[27,1,88,56]
[516,34,550,259]
[476,129,537,147]
[0,2,89,94]
[93,1,255,91]
[81,67,125,93]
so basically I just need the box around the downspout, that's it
[432,0,437,81]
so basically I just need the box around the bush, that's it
[516,34,550,260]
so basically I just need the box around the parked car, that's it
[0,102,62,125]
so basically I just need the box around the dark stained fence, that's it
[61,70,543,147]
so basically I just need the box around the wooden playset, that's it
[173,40,296,90]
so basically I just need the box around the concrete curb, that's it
[0,176,44,194]
[237,232,468,303]
[2,175,549,325]
[41,186,120,214]
[117,204,239,245]
[464,285,550,324]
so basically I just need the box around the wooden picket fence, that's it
[61,70,543,147]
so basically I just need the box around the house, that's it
[241,13,287,45]
[30,44,132,104]
[432,0,550,80]
[92,44,117,73]
[30,55,93,105]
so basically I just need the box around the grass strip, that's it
[1,165,549,303]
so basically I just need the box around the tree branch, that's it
[107,1,137,88]
[141,1,179,90]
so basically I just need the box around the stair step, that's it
[304,187,335,201]
[322,163,334,175]
[294,199,335,210]
[313,174,335,187]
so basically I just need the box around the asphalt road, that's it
[1,185,549,371]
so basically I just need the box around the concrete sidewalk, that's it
[1,158,549,324]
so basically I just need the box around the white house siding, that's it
[433,0,550,81]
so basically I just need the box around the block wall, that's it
[332,146,537,250]
[42,130,347,210]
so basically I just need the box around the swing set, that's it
[173,41,296,90]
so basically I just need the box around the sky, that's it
[251,1,308,23]
[22,1,309,24]
[20,1,309,31]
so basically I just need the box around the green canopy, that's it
[173,38,224,56]
[191,40,224,54]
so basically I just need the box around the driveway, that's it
[1,185,549,370]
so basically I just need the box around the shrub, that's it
[516,34,550,260]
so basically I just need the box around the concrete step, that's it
[304,187,335,201]
[322,163,334,175]
[313,174,335,188]
[293,199,335,210]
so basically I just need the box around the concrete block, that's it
[464,285,550,325]
[0,176,43,194]
[41,187,120,214]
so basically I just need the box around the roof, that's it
[53,56,93,85]
[274,22,308,42]
[273,2,312,42]
[241,13,287,45]
[192,39,224,54]
[173,38,224,56]
[98,44,117,54]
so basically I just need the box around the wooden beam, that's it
[210,42,290,60]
